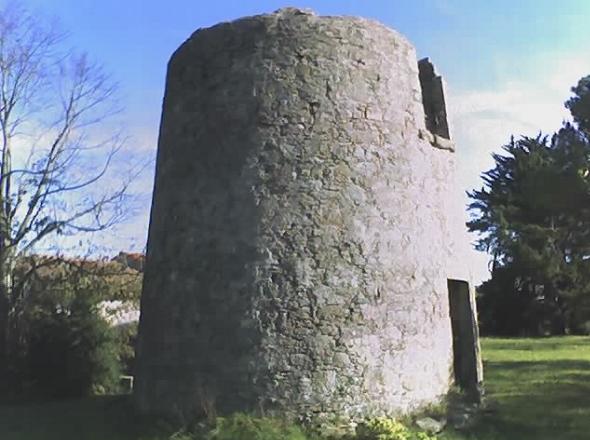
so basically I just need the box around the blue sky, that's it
[7,0,590,282]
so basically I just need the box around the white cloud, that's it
[447,51,590,284]
[6,117,156,257]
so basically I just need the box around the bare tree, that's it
[0,4,137,374]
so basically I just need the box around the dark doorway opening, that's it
[447,279,483,402]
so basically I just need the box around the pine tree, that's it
[469,76,590,334]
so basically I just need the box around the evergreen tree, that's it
[469,76,590,334]
[566,75,590,136]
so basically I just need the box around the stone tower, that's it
[134,7,481,423]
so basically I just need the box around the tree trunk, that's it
[0,251,14,388]
[0,281,9,387]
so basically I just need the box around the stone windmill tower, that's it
[134,7,482,423]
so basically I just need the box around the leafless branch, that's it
[0,3,142,274]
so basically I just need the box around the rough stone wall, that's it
[135,8,462,422]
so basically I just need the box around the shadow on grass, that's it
[483,335,590,350]
[2,355,589,440]
[0,395,168,440]
[469,359,590,440]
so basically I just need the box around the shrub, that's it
[355,417,436,440]
[5,255,142,397]
[160,414,439,440]
[25,290,121,397]
[206,413,308,440]
[169,431,196,440]
[113,321,138,376]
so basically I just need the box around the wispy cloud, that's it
[448,50,590,283]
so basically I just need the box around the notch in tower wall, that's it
[418,58,450,140]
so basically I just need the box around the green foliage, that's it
[566,75,590,135]
[25,286,121,397]
[165,414,439,440]
[7,256,142,397]
[168,431,196,440]
[355,418,436,440]
[476,266,565,336]
[206,414,308,440]
[469,74,590,335]
[114,321,139,376]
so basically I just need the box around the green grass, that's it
[0,395,166,440]
[468,336,590,440]
[1,336,589,439]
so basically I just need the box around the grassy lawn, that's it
[469,336,590,440]
[1,336,589,439]
[0,395,166,440]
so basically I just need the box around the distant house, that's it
[111,251,145,272]
[101,252,145,325]
[100,300,140,326]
